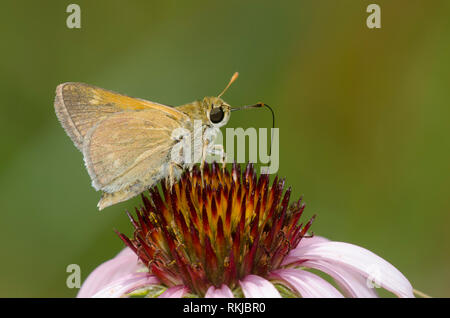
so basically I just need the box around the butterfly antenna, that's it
[231,102,275,157]
[218,72,239,98]
[263,103,275,157]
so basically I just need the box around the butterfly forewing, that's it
[54,82,182,150]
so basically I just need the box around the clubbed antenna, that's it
[218,72,239,98]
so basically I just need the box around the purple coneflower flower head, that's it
[78,163,414,298]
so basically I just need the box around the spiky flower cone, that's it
[116,162,314,297]
[80,163,414,298]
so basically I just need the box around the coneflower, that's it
[78,163,414,298]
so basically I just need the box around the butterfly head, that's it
[198,72,240,127]
[202,96,231,128]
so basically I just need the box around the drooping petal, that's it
[301,260,378,298]
[78,248,145,298]
[296,235,329,248]
[205,284,235,298]
[92,272,159,298]
[270,268,344,298]
[284,241,413,298]
[239,275,281,298]
[159,285,189,298]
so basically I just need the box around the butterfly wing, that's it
[54,82,181,151]
[54,82,193,209]
[83,109,189,208]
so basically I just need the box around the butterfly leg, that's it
[200,139,210,181]
[207,144,227,169]
[200,127,223,178]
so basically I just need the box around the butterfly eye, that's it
[209,107,225,124]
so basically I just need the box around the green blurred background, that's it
[0,0,449,297]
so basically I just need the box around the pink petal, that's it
[78,247,144,298]
[301,260,378,298]
[205,285,235,298]
[284,241,413,298]
[92,272,159,298]
[282,236,329,265]
[159,285,188,298]
[296,235,329,248]
[270,268,344,298]
[239,275,281,298]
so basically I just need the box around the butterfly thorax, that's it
[176,100,210,127]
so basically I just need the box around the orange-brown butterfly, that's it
[54,73,267,210]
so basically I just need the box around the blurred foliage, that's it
[0,0,449,297]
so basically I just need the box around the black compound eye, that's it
[209,107,225,123]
